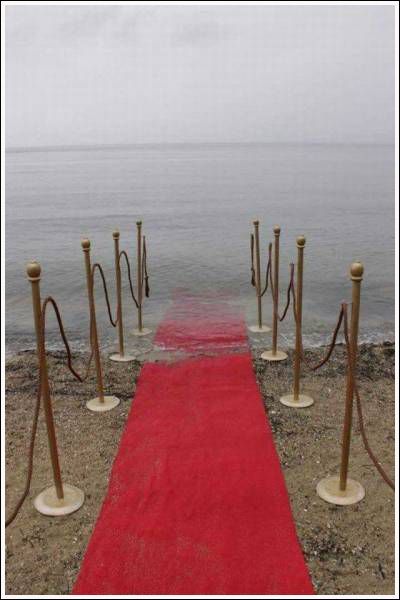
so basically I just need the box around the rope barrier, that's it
[342,304,395,491]
[91,263,119,327]
[7,234,150,525]
[7,234,394,527]
[260,243,272,298]
[41,296,94,382]
[278,263,295,322]
[119,250,139,308]
[5,369,42,528]
[142,236,150,298]
[250,233,256,287]
[276,249,345,374]
[118,239,150,308]
[268,243,274,299]
[264,259,294,322]
[299,304,345,372]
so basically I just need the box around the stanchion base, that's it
[132,327,152,337]
[261,349,288,362]
[248,325,271,333]
[34,483,84,516]
[316,475,365,506]
[86,395,120,412]
[280,393,314,408]
[109,352,136,363]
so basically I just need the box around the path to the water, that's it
[73,298,313,595]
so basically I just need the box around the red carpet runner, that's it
[154,294,248,354]
[73,300,313,595]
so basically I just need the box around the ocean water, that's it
[5,143,395,355]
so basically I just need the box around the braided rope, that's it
[91,263,119,327]
[342,304,394,491]
[285,263,346,372]
[278,263,295,322]
[260,243,272,298]
[119,250,139,308]
[5,368,42,527]
[41,297,94,382]
[268,248,275,299]
[250,233,256,287]
[299,304,345,371]
[142,236,150,298]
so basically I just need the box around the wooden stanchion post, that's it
[339,262,364,488]
[316,262,365,506]
[255,220,262,329]
[27,261,84,516]
[280,236,314,408]
[133,221,151,336]
[82,239,120,412]
[109,231,135,362]
[248,220,270,334]
[261,226,288,361]
[272,225,280,353]
[114,231,124,356]
[27,262,63,499]
[137,221,143,332]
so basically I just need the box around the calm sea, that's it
[5,143,395,355]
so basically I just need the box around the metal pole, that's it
[339,262,363,490]
[272,226,280,355]
[293,236,305,401]
[113,230,124,357]
[136,221,143,332]
[27,261,64,499]
[81,239,104,403]
[254,220,263,329]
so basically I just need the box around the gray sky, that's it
[6,4,395,147]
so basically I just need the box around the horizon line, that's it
[5,140,394,153]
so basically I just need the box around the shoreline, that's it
[5,341,395,595]
[4,336,396,361]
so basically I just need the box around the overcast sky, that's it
[5,4,395,147]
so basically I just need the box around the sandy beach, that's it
[253,342,395,595]
[4,341,394,595]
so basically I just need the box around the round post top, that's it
[26,261,41,280]
[253,219,259,227]
[112,230,120,239]
[81,238,91,250]
[350,262,364,280]
[273,225,281,235]
[136,220,142,227]
[297,235,306,248]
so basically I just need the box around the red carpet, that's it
[154,295,248,354]
[73,304,313,595]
